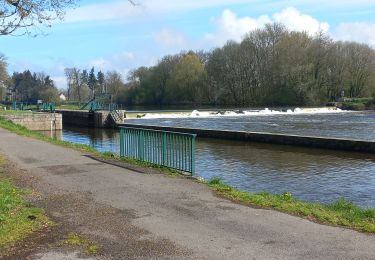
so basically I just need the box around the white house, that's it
[59,93,67,101]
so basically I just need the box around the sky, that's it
[0,0,374,89]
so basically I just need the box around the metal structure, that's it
[110,109,122,123]
[79,93,122,112]
[11,102,55,112]
[39,103,56,112]
[119,127,196,175]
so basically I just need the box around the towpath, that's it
[0,127,375,259]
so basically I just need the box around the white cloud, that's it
[333,22,375,46]
[272,7,329,35]
[205,9,271,45]
[206,7,330,45]
[154,29,187,48]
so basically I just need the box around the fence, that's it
[10,102,55,112]
[119,127,196,175]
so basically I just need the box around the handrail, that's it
[119,126,196,175]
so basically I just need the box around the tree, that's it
[0,0,78,36]
[35,73,59,102]
[0,0,138,36]
[105,71,124,102]
[8,70,59,102]
[0,53,7,82]
[167,52,205,103]
[149,54,181,105]
[79,69,88,101]
[344,42,375,98]
[97,70,105,93]
[64,67,75,100]
[64,67,89,102]
[0,54,7,101]
[88,67,97,98]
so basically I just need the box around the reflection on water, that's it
[42,125,375,208]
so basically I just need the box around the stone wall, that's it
[5,113,62,131]
[120,123,375,154]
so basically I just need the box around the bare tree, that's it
[0,0,137,36]
[0,54,8,101]
[344,42,375,98]
[64,68,75,100]
[0,0,78,35]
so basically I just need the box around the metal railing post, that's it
[162,132,167,166]
[191,135,196,176]
[120,128,124,156]
[138,130,145,160]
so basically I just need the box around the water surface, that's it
[127,110,375,141]
[46,122,375,208]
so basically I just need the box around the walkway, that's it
[0,127,375,259]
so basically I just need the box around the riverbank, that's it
[1,116,375,232]
[1,126,375,259]
[338,98,375,111]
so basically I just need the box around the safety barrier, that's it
[119,127,196,175]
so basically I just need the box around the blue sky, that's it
[0,0,374,89]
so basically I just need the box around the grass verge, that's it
[1,115,375,233]
[205,177,375,233]
[0,116,178,176]
[0,157,52,252]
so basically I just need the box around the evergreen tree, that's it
[97,71,105,93]
[88,67,97,98]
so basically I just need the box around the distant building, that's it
[59,93,67,101]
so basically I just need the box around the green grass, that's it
[0,115,178,175]
[2,114,375,233]
[339,98,375,110]
[206,177,375,233]
[0,157,52,251]
[56,104,82,110]
[0,110,33,115]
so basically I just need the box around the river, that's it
[45,108,375,208]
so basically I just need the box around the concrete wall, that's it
[120,123,375,154]
[5,113,62,131]
[56,110,112,128]
[94,111,111,128]
[56,110,93,127]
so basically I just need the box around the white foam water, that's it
[140,107,345,119]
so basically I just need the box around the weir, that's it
[119,123,375,154]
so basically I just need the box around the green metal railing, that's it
[119,127,196,175]
[11,102,55,112]
[39,103,56,112]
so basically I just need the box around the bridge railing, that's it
[119,127,196,175]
